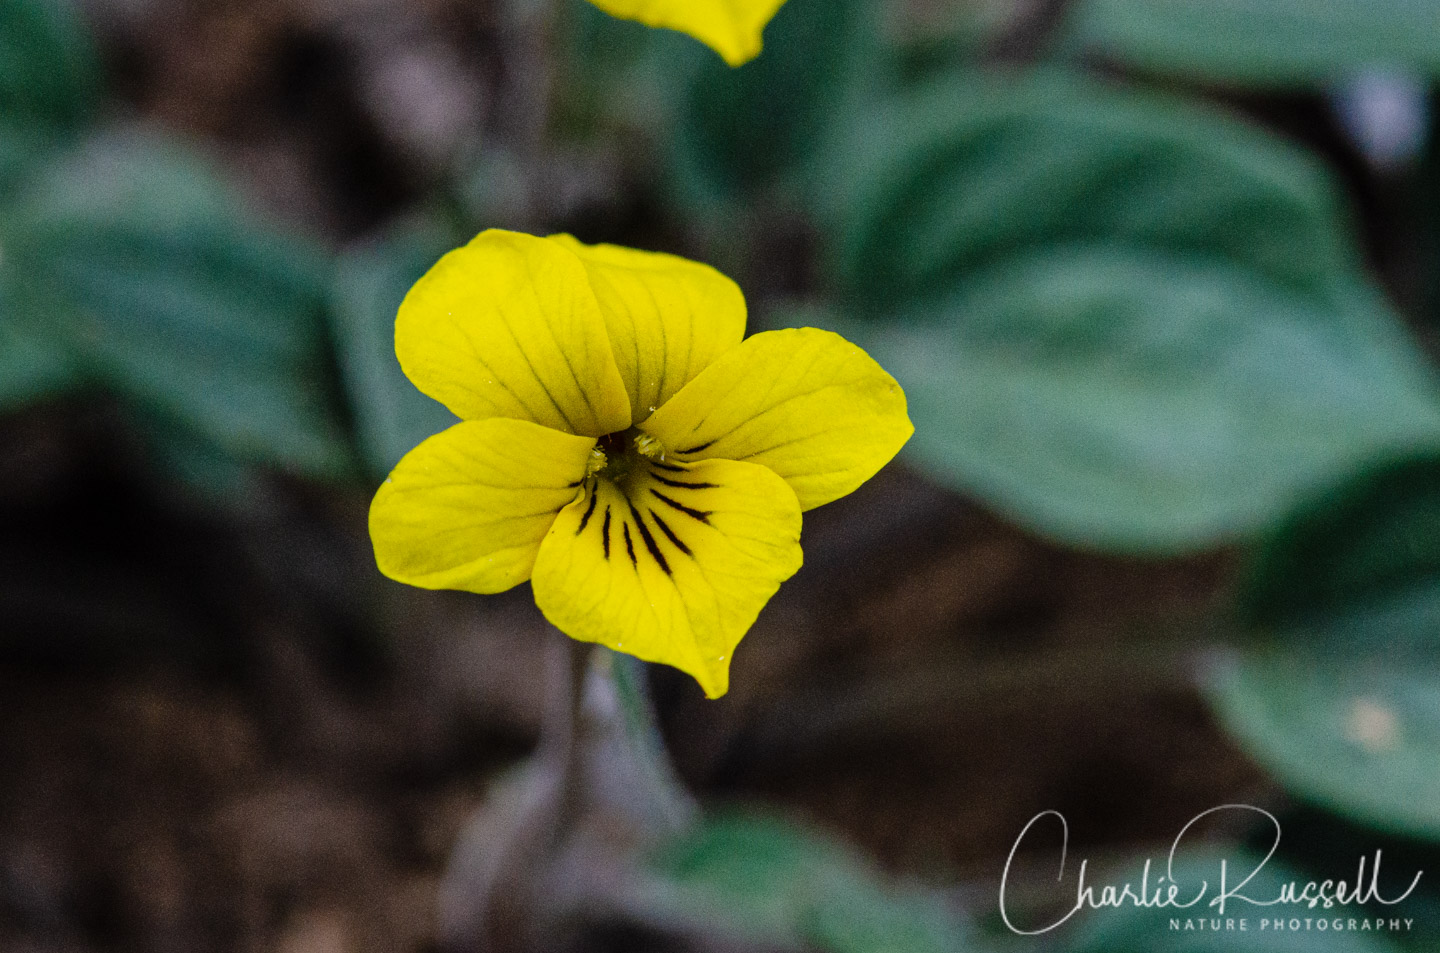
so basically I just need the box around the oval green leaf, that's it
[0,271,78,412]
[2,130,356,481]
[1062,0,1440,87]
[1212,456,1440,840]
[1213,622,1440,842]
[330,221,460,477]
[672,0,878,202]
[1216,457,1440,840]
[857,249,1440,553]
[639,812,969,953]
[1241,455,1440,628]
[822,72,1361,313]
[0,0,101,129]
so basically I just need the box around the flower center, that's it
[591,427,665,490]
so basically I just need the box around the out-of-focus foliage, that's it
[821,73,1365,310]
[0,0,355,485]
[1213,457,1440,841]
[1213,634,1440,843]
[0,0,99,407]
[331,219,461,476]
[0,0,99,132]
[1062,0,1440,87]
[0,274,77,411]
[4,133,354,480]
[639,812,969,953]
[1241,456,1440,628]
[671,0,878,203]
[811,72,1440,552]
[855,252,1440,552]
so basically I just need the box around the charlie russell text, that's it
[1000,804,1423,936]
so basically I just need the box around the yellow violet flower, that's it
[369,229,912,698]
[583,0,788,66]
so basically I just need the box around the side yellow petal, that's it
[396,229,631,437]
[550,234,746,424]
[584,0,788,67]
[531,459,803,698]
[370,418,596,593]
[641,327,914,511]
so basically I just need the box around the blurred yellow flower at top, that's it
[369,229,911,698]
[584,0,789,66]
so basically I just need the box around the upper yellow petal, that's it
[640,327,914,511]
[583,0,788,66]
[550,234,746,424]
[531,458,803,698]
[370,417,596,593]
[396,229,631,437]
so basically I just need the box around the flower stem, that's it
[438,629,696,951]
[601,650,698,834]
[548,630,697,834]
[540,629,591,778]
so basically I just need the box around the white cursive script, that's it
[999,805,1424,936]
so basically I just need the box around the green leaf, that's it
[1213,456,1440,840]
[0,271,78,412]
[1215,463,1440,840]
[1212,623,1440,842]
[855,249,1440,553]
[137,412,261,501]
[672,0,879,203]
[641,812,968,953]
[821,72,1361,312]
[1061,0,1440,87]
[0,124,57,205]
[1241,456,1440,628]
[1069,851,1404,951]
[2,130,356,481]
[330,220,459,477]
[0,0,101,129]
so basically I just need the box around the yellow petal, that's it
[531,459,802,698]
[584,0,788,67]
[370,418,596,593]
[551,234,746,424]
[396,229,631,437]
[641,327,913,511]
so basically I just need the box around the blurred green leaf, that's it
[558,0,675,142]
[1069,851,1404,951]
[822,72,1361,312]
[0,0,101,129]
[640,812,968,953]
[330,220,459,476]
[137,413,262,500]
[673,0,880,203]
[1061,0,1440,87]
[1241,456,1440,628]
[0,272,78,411]
[1212,625,1440,842]
[1,130,356,481]
[0,124,56,205]
[854,249,1440,553]
[1215,457,1440,840]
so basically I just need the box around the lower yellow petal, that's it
[370,418,595,593]
[641,327,914,511]
[584,0,788,67]
[531,458,803,698]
